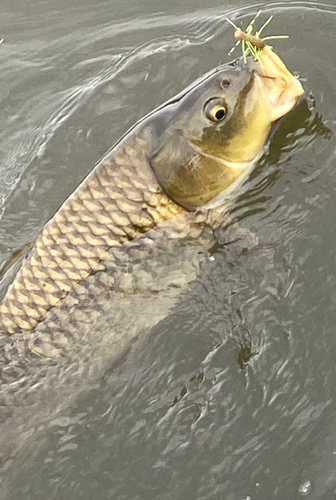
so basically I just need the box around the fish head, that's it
[149,48,304,209]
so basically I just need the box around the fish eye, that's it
[204,98,227,122]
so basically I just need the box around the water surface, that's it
[1,1,336,499]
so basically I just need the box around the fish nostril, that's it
[221,79,231,89]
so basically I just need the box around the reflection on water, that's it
[1,0,336,499]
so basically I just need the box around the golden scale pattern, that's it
[0,129,185,335]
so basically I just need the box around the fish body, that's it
[0,47,303,467]
[0,127,183,336]
[0,51,303,342]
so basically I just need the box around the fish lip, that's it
[253,46,304,100]
[253,71,302,122]
[249,48,304,122]
[254,70,303,104]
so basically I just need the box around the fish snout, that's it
[253,45,304,121]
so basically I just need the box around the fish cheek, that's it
[149,131,200,207]
[150,131,235,209]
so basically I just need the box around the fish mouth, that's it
[252,45,304,121]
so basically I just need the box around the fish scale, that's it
[0,215,207,377]
[0,127,185,335]
[0,52,305,468]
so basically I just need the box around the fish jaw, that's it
[254,45,304,121]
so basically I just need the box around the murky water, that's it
[1,0,336,498]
